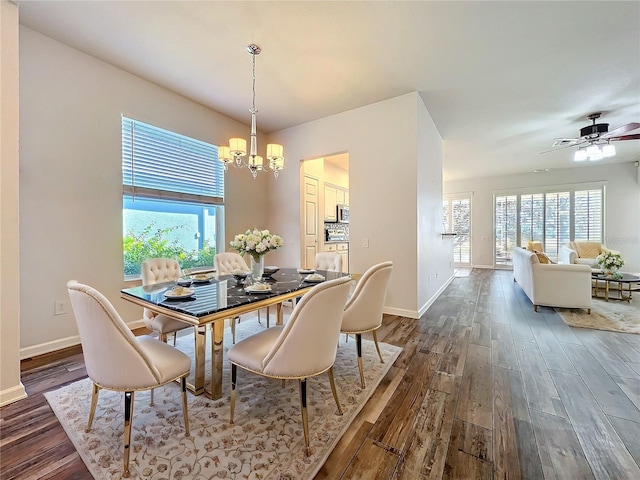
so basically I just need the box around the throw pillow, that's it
[526,241,544,253]
[535,252,553,264]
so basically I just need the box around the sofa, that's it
[559,241,619,269]
[512,247,592,313]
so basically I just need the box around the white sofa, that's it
[512,247,592,313]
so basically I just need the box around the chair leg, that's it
[122,391,135,478]
[149,388,154,407]
[257,310,262,324]
[173,332,177,346]
[159,333,168,343]
[229,363,237,424]
[230,317,236,344]
[266,307,270,329]
[356,334,365,389]
[86,383,100,432]
[327,367,343,416]
[299,378,311,456]
[180,376,190,437]
[282,379,286,388]
[372,330,384,364]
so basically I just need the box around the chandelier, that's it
[218,44,284,178]
[574,140,615,162]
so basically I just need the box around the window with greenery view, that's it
[122,117,225,277]
[443,195,472,265]
[494,185,603,265]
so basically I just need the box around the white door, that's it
[303,176,320,268]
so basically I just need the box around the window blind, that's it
[122,117,224,204]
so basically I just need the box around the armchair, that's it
[559,241,619,269]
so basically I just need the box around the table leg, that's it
[276,302,283,326]
[186,325,206,396]
[206,320,225,400]
[605,280,609,301]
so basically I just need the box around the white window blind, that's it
[122,117,224,204]
[574,189,603,242]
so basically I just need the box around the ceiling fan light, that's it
[574,149,588,162]
[602,144,616,157]
[586,144,600,156]
[589,150,603,161]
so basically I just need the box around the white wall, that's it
[444,162,640,273]
[19,28,272,357]
[265,92,448,317]
[0,0,27,406]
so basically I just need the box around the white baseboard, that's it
[19,319,147,360]
[383,306,419,319]
[418,274,455,318]
[0,383,27,407]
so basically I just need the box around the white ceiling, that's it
[16,0,640,182]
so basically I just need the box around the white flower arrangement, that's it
[595,250,624,271]
[230,228,284,261]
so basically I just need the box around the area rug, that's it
[555,297,640,334]
[44,314,402,479]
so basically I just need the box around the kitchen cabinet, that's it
[324,183,348,222]
[324,186,337,222]
[323,242,349,273]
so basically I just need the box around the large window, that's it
[443,194,472,265]
[122,117,225,277]
[494,185,604,265]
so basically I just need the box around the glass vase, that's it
[251,255,264,280]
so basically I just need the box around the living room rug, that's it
[44,316,402,479]
[555,297,640,334]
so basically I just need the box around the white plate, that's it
[190,273,214,283]
[164,287,195,299]
[244,286,273,294]
[304,274,325,283]
[298,268,315,274]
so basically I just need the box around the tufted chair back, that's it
[67,281,163,389]
[141,258,183,285]
[260,276,351,378]
[342,261,393,333]
[315,252,343,272]
[215,252,249,274]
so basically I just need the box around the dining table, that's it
[121,268,349,400]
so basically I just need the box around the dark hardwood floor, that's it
[2,269,640,479]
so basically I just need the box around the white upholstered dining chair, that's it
[341,261,393,388]
[215,252,269,341]
[315,252,343,272]
[228,276,352,456]
[140,258,191,343]
[67,280,190,478]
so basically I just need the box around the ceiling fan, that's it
[542,113,640,161]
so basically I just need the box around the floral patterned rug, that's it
[44,314,402,479]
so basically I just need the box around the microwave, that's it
[337,204,349,223]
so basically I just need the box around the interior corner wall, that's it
[0,0,27,406]
[416,94,451,314]
[444,162,640,273]
[266,92,447,318]
[19,27,268,357]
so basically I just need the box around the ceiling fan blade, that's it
[539,140,586,154]
[602,122,640,138]
[608,133,640,141]
[551,138,580,147]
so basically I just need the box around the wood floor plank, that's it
[541,311,583,345]
[442,419,493,480]
[607,415,640,468]
[470,312,492,347]
[514,341,567,418]
[594,331,640,364]
[550,369,640,479]
[491,323,519,371]
[368,351,440,451]
[561,343,640,423]
[611,375,640,412]
[396,373,460,479]
[438,324,471,376]
[527,318,578,374]
[342,437,399,479]
[571,328,640,379]
[314,421,373,479]
[530,410,595,479]
[456,344,492,429]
